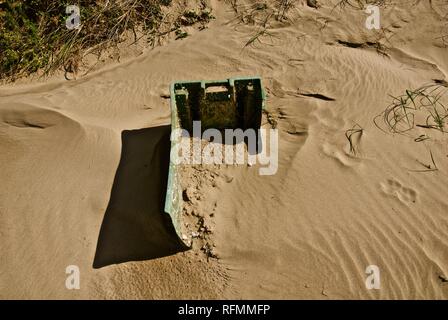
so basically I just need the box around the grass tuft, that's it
[374,82,448,135]
[226,0,294,49]
[0,0,213,81]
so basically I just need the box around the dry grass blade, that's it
[276,0,294,21]
[332,0,387,11]
[345,123,364,154]
[226,0,293,49]
[414,134,430,142]
[1,1,213,81]
[244,26,276,48]
[410,150,439,172]
[374,82,448,135]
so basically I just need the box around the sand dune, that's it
[1,0,448,299]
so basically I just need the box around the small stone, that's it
[191,231,200,238]
[203,221,213,233]
[307,0,318,9]
[181,234,188,240]
[202,243,218,259]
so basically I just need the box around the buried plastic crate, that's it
[164,77,266,245]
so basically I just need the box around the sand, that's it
[1,0,448,299]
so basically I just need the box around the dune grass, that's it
[0,0,213,81]
[333,0,387,10]
[0,1,171,80]
[226,0,294,49]
[374,81,448,135]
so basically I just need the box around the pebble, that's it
[191,231,200,238]
[307,0,318,8]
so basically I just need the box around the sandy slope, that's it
[1,0,448,299]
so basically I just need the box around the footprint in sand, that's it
[380,179,417,204]
[322,142,360,168]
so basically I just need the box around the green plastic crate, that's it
[165,77,266,244]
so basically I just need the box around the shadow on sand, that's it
[93,125,188,268]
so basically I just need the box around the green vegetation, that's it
[0,0,170,79]
[374,81,448,135]
[0,1,212,80]
[226,0,294,49]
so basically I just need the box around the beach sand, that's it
[1,0,448,299]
